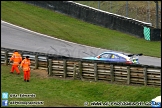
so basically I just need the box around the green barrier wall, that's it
[143,27,151,41]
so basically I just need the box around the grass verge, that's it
[1,65,161,107]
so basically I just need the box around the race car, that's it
[82,51,143,64]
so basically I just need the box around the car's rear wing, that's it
[127,53,143,64]
[127,53,143,62]
[128,53,143,57]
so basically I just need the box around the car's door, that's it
[109,54,121,63]
[119,56,127,63]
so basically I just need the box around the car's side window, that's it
[100,53,111,58]
[111,54,119,59]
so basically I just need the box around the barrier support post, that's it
[79,61,83,80]
[144,67,147,86]
[35,54,38,69]
[127,66,130,85]
[110,64,114,83]
[5,50,9,65]
[48,59,52,76]
[73,64,76,79]
[94,63,98,81]
[63,60,67,78]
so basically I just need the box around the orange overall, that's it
[20,58,31,81]
[10,52,22,74]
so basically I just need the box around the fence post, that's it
[160,69,161,86]
[5,50,8,65]
[46,56,48,70]
[127,66,130,85]
[143,67,147,86]
[46,57,49,73]
[48,59,52,76]
[35,54,38,69]
[94,62,98,81]
[73,63,76,79]
[110,64,114,82]
[63,59,67,78]
[79,61,83,80]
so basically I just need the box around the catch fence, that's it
[75,1,161,29]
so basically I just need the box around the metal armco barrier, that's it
[1,48,48,70]
[1,47,69,70]
[1,47,161,87]
[48,59,161,87]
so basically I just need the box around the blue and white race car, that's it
[82,51,143,64]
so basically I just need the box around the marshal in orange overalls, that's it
[10,51,22,74]
[20,56,31,82]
